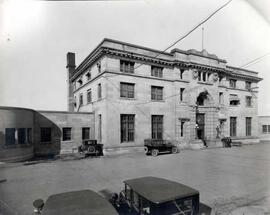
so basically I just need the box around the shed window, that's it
[5,128,16,145]
[18,128,26,144]
[40,127,51,143]
[62,127,72,141]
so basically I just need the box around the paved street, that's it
[1,143,270,215]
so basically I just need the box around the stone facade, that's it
[69,38,262,150]
[0,107,94,162]
[67,39,261,148]
[258,116,270,142]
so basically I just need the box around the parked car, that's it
[78,139,103,157]
[144,139,178,156]
[33,189,118,215]
[112,176,200,215]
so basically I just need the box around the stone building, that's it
[68,38,262,151]
[258,116,270,142]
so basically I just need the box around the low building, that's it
[68,38,262,151]
[258,116,270,142]
[0,106,94,162]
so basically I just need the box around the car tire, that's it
[144,147,149,155]
[151,149,159,157]
[172,147,178,154]
[88,146,95,153]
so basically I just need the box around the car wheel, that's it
[172,147,178,154]
[151,149,159,157]
[144,147,149,155]
[88,146,95,153]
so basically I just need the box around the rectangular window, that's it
[87,89,92,103]
[230,94,240,106]
[219,92,224,104]
[202,72,207,82]
[98,83,101,99]
[152,115,163,140]
[245,81,251,90]
[62,127,72,141]
[180,88,185,102]
[180,69,184,79]
[27,128,32,144]
[98,114,102,142]
[229,79,237,88]
[79,94,83,106]
[151,66,163,78]
[73,82,76,91]
[82,127,90,140]
[230,117,237,137]
[246,117,252,136]
[78,79,83,86]
[198,71,201,81]
[120,60,134,73]
[5,128,16,145]
[262,125,267,133]
[151,86,163,101]
[121,114,135,142]
[246,96,252,107]
[18,128,26,144]
[180,121,184,137]
[86,71,91,81]
[40,127,51,143]
[120,82,135,98]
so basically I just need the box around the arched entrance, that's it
[195,90,214,141]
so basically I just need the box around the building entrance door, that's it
[196,113,205,139]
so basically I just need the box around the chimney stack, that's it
[66,52,76,112]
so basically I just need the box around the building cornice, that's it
[70,38,262,83]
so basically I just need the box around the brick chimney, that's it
[66,52,76,112]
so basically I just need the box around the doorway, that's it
[196,113,205,139]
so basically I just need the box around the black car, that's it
[113,176,200,215]
[33,189,118,215]
[78,139,103,157]
[144,139,178,156]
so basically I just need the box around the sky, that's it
[0,0,270,115]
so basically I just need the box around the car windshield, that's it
[157,199,193,215]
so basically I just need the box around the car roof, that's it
[123,177,199,204]
[42,190,118,215]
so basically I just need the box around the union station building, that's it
[68,38,262,150]
[0,38,264,162]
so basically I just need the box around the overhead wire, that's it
[240,52,270,69]
[133,0,233,71]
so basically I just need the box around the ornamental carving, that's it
[192,69,198,79]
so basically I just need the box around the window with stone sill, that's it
[120,82,135,99]
[151,86,163,101]
[245,81,252,90]
[151,66,163,78]
[120,60,135,73]
[229,79,237,88]
[86,71,91,81]
[246,96,252,107]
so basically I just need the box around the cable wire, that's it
[133,0,233,71]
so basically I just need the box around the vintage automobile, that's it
[32,189,118,215]
[78,139,103,157]
[112,176,200,215]
[144,139,178,156]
